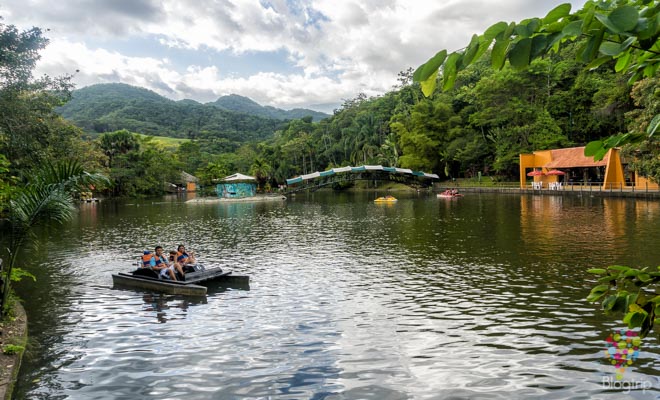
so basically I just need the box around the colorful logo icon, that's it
[604,329,642,380]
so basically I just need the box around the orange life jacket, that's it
[176,251,189,263]
[142,251,154,268]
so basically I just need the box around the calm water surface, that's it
[12,192,660,399]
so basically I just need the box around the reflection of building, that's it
[519,146,658,190]
[216,173,257,199]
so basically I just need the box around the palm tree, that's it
[1,160,108,315]
[250,158,273,192]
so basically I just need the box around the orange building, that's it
[519,146,658,190]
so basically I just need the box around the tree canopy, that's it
[413,0,660,158]
[413,0,660,337]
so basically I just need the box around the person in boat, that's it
[150,246,182,280]
[176,245,196,265]
[168,251,188,279]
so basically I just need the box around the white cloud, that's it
[36,38,358,112]
[10,0,588,112]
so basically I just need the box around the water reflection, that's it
[141,293,207,324]
[12,193,660,399]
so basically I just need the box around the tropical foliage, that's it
[1,161,108,315]
[413,0,660,336]
[413,0,660,159]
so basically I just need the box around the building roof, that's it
[222,173,256,182]
[542,146,609,168]
[180,171,199,183]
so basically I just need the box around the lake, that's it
[11,192,660,399]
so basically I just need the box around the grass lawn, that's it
[136,134,190,150]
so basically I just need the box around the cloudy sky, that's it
[2,0,586,113]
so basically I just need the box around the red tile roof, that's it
[542,146,609,168]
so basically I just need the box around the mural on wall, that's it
[217,182,256,198]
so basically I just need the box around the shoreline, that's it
[186,195,287,204]
[436,185,660,199]
[0,301,27,400]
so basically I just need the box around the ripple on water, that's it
[13,195,660,399]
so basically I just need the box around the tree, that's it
[413,0,660,336]
[0,22,78,176]
[98,129,140,169]
[1,161,107,315]
[414,0,660,158]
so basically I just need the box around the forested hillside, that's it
[54,39,657,193]
[257,39,653,183]
[7,4,657,199]
[56,83,289,143]
[209,94,329,121]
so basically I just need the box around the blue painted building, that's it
[216,173,257,198]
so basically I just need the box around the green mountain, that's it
[209,94,329,121]
[56,83,294,143]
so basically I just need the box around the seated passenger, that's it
[169,251,186,279]
[151,246,178,280]
[176,245,196,265]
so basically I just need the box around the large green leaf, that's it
[602,294,618,311]
[579,28,605,63]
[543,3,572,24]
[562,20,583,37]
[473,37,493,62]
[508,38,532,69]
[419,73,437,97]
[412,50,447,83]
[584,140,603,157]
[531,35,548,58]
[595,13,623,33]
[593,147,609,161]
[599,36,637,56]
[586,55,612,70]
[502,22,516,39]
[615,50,632,72]
[484,21,508,41]
[609,6,640,32]
[442,52,461,91]
[599,41,621,56]
[587,268,608,274]
[491,39,509,69]
[461,34,480,68]
[514,22,532,38]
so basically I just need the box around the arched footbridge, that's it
[285,165,439,193]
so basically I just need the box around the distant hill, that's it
[56,83,288,143]
[209,94,329,122]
